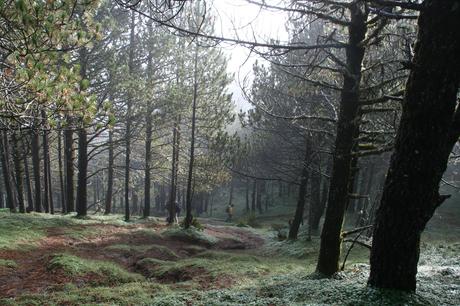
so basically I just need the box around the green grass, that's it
[0,212,77,250]
[0,211,158,250]
[0,259,17,268]
[162,227,218,246]
[47,253,144,284]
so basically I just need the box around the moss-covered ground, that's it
[0,210,458,305]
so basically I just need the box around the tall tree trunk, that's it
[76,128,88,217]
[346,155,359,213]
[57,128,65,213]
[184,45,199,229]
[316,2,368,276]
[124,11,136,222]
[64,123,74,212]
[369,1,460,291]
[144,109,153,218]
[22,137,34,212]
[245,178,249,213]
[12,132,25,213]
[76,46,88,218]
[105,130,114,215]
[42,111,52,214]
[1,131,17,212]
[251,179,256,213]
[144,23,154,218]
[228,178,234,207]
[168,120,180,224]
[31,129,42,213]
[289,141,311,240]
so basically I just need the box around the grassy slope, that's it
[0,210,458,305]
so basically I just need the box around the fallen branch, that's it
[342,225,373,237]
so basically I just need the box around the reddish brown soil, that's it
[0,221,264,298]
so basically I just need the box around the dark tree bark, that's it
[369,0,460,292]
[228,177,234,207]
[22,137,34,212]
[317,2,368,276]
[1,131,17,212]
[57,128,65,213]
[12,132,25,213]
[42,111,53,214]
[31,129,42,213]
[76,128,88,217]
[288,141,311,240]
[64,124,75,212]
[105,130,114,215]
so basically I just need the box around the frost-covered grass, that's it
[0,210,458,305]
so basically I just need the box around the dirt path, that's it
[0,221,265,298]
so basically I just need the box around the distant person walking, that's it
[225,204,234,222]
[175,201,181,223]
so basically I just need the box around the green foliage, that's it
[47,253,143,284]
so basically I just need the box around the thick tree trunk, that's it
[31,129,42,213]
[12,132,25,213]
[42,112,52,214]
[76,128,88,217]
[369,1,460,291]
[288,141,311,240]
[105,130,114,215]
[317,3,368,276]
[1,131,17,212]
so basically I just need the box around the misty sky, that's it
[209,0,289,111]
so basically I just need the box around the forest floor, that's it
[0,210,458,305]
